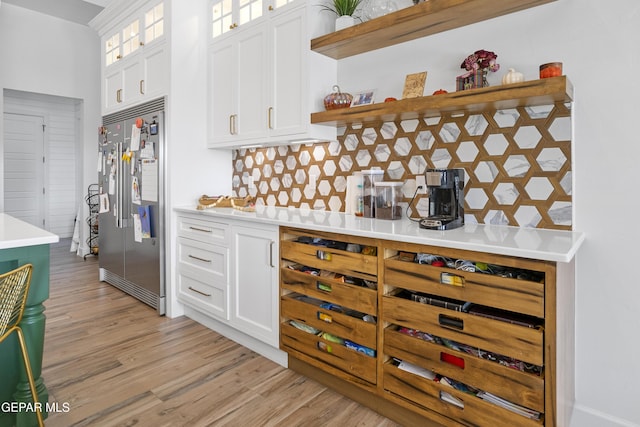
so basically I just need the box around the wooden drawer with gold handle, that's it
[384,326,544,412]
[282,294,376,349]
[280,267,377,314]
[384,362,543,427]
[382,295,543,366]
[385,256,544,318]
[281,321,376,384]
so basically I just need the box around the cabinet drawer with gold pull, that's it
[280,267,376,314]
[281,294,376,349]
[382,294,543,366]
[383,326,544,413]
[385,257,544,318]
[178,237,228,283]
[177,268,229,320]
[384,362,542,427]
[177,215,230,245]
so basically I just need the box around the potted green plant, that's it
[320,0,364,31]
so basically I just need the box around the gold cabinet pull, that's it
[229,23,238,30]
[268,5,274,11]
[230,115,238,135]
[188,286,211,297]
[189,226,212,233]
[268,107,274,129]
[139,80,145,95]
[116,89,122,103]
[269,240,275,267]
[188,254,212,263]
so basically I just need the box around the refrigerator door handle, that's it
[116,142,125,228]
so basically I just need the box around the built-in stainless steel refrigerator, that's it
[98,98,165,314]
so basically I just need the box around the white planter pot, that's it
[335,15,355,31]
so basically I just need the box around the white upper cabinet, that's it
[210,0,299,39]
[207,0,337,148]
[95,0,168,114]
[211,0,264,38]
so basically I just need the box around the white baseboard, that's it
[184,306,288,368]
[572,404,640,427]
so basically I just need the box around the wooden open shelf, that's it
[311,76,572,126]
[311,0,557,59]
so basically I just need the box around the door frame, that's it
[2,89,82,239]
[2,110,49,229]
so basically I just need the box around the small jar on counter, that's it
[361,168,384,218]
[374,182,403,220]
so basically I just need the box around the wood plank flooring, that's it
[42,240,400,427]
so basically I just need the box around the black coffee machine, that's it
[419,168,465,230]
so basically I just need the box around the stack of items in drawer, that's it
[279,229,379,386]
[383,249,546,426]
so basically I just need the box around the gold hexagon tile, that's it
[231,101,572,230]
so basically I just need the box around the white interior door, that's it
[3,112,46,228]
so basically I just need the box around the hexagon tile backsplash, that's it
[232,102,572,230]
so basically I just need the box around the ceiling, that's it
[1,0,110,25]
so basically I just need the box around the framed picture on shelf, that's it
[402,71,427,99]
[350,90,376,107]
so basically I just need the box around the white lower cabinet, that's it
[230,223,279,347]
[176,214,279,349]
[177,237,229,320]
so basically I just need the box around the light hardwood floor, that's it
[42,239,400,427]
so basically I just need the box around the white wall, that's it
[165,0,232,316]
[339,1,640,426]
[2,1,637,425]
[0,3,100,252]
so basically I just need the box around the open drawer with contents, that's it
[279,227,380,386]
[381,243,552,425]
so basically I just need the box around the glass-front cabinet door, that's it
[103,1,165,68]
[210,0,299,40]
[211,0,263,39]
[144,2,164,44]
[100,1,167,113]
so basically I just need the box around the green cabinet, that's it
[0,244,52,427]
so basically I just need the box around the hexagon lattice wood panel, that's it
[232,102,572,230]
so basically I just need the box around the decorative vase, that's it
[363,0,398,20]
[335,15,355,31]
[456,69,488,91]
[481,69,489,87]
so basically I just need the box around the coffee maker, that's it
[419,168,465,230]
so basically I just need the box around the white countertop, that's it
[175,206,584,263]
[0,214,59,250]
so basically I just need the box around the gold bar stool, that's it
[0,264,44,427]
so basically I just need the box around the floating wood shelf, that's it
[311,0,557,59]
[311,76,572,126]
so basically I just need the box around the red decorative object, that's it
[384,97,397,102]
[458,49,499,90]
[432,89,448,95]
[324,85,353,110]
[540,62,562,78]
[461,49,499,73]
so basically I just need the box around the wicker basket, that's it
[197,195,255,211]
